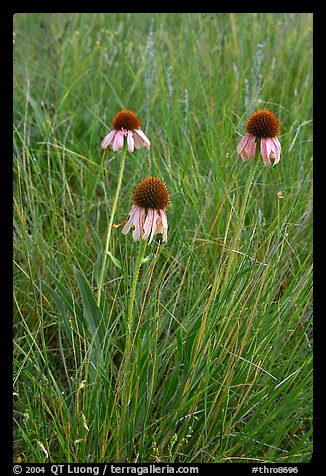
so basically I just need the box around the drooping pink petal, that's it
[148,210,160,244]
[101,129,117,149]
[143,209,154,240]
[155,216,164,236]
[159,209,168,242]
[237,133,252,156]
[122,205,140,236]
[132,132,141,149]
[134,129,151,149]
[266,138,273,159]
[273,137,281,154]
[260,138,272,166]
[269,141,278,164]
[112,130,125,151]
[247,135,257,160]
[271,137,281,165]
[133,206,145,241]
[127,130,135,152]
[240,151,250,161]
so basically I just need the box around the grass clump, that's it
[13,13,312,463]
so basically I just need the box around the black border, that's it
[8,5,319,473]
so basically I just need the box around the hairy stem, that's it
[125,238,148,357]
[96,149,126,307]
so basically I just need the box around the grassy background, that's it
[13,13,313,463]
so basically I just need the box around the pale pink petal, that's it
[143,208,154,240]
[240,151,250,161]
[247,135,257,159]
[148,210,160,244]
[112,130,124,151]
[266,138,273,159]
[273,137,281,155]
[132,132,141,149]
[134,129,151,149]
[122,219,133,236]
[155,216,164,236]
[101,129,116,149]
[159,209,168,242]
[237,133,252,156]
[260,138,272,166]
[271,137,281,166]
[122,205,139,235]
[133,207,145,241]
[127,130,134,153]
[269,141,279,164]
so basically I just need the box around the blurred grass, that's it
[13,13,312,463]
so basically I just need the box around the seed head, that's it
[112,109,141,131]
[132,176,170,211]
[246,109,280,139]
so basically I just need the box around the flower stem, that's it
[96,149,126,307]
[117,238,147,458]
[125,238,147,357]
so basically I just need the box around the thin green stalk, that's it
[125,238,148,357]
[116,238,147,459]
[96,149,127,306]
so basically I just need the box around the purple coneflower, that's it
[122,177,170,244]
[101,109,151,152]
[237,109,281,166]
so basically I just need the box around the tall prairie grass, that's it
[13,12,312,463]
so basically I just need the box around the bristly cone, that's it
[246,109,280,138]
[112,109,141,131]
[132,176,170,211]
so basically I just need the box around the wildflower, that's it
[237,109,281,166]
[122,177,170,244]
[101,109,150,152]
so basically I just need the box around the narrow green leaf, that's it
[41,280,73,341]
[106,250,122,269]
[73,267,104,366]
[142,253,153,264]
[45,268,83,323]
